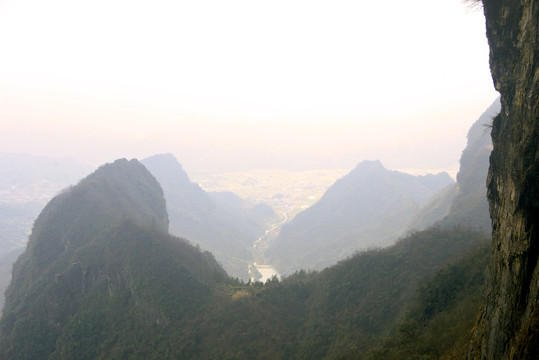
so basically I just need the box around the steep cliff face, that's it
[469,0,539,359]
[442,99,499,233]
[408,98,500,234]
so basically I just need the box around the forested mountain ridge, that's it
[1,0,537,356]
[0,156,491,359]
[362,243,491,359]
[0,159,226,359]
[169,227,489,359]
[142,154,277,279]
[267,160,454,274]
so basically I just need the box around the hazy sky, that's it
[0,0,498,174]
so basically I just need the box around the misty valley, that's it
[1,0,538,357]
[0,99,503,359]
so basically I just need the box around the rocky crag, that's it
[407,98,500,234]
[0,159,225,359]
[468,0,539,359]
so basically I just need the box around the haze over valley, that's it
[0,1,498,282]
[0,97,498,294]
[2,0,537,358]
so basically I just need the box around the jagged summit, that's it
[21,158,168,272]
[141,153,192,188]
[352,159,384,172]
[406,97,500,233]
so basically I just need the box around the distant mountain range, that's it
[0,157,489,359]
[267,98,500,275]
[267,160,454,274]
[0,153,274,311]
[0,96,499,311]
[142,154,276,279]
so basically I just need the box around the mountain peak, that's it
[142,153,191,187]
[353,159,385,172]
[0,159,226,360]
[24,158,169,265]
[269,158,453,274]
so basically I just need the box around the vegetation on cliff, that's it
[0,96,503,358]
[467,0,539,358]
[0,159,226,359]
[363,244,489,360]
[1,0,537,357]
[0,173,488,360]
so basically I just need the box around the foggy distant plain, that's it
[0,0,498,175]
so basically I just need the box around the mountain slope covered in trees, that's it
[0,154,93,310]
[0,159,226,359]
[0,157,491,359]
[176,227,488,360]
[362,243,490,360]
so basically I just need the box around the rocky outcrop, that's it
[437,98,500,233]
[468,0,539,359]
[0,159,224,359]
[408,98,500,234]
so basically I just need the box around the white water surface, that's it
[256,266,280,283]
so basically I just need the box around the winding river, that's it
[249,212,287,283]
